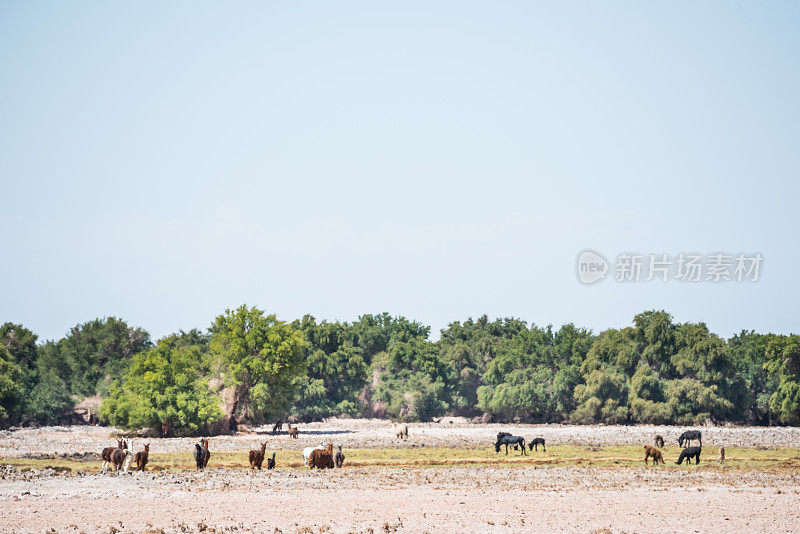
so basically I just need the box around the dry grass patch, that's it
[2,445,799,473]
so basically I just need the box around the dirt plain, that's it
[1,419,799,533]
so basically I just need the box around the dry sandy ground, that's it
[2,422,800,533]
[1,465,799,533]
[2,419,800,457]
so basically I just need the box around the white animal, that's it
[120,449,133,474]
[302,445,325,466]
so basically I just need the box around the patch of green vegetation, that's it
[3,446,799,473]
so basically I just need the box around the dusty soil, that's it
[1,465,799,533]
[2,421,799,533]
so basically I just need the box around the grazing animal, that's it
[110,448,130,473]
[135,443,150,472]
[496,433,517,450]
[266,452,276,470]
[287,423,299,439]
[308,444,335,469]
[676,446,702,465]
[100,439,127,472]
[249,442,267,470]
[495,435,526,455]
[644,445,664,465]
[335,445,345,468]
[655,435,665,448]
[194,438,210,470]
[395,424,409,440]
[303,444,325,466]
[718,447,725,464]
[528,438,546,452]
[678,430,702,448]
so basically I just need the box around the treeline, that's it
[1,307,798,435]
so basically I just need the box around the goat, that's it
[194,438,210,470]
[654,434,665,448]
[100,439,127,472]
[335,445,345,468]
[528,438,546,452]
[495,435,526,455]
[135,443,150,472]
[266,452,276,470]
[287,423,299,439]
[249,442,267,470]
[678,430,702,448]
[644,445,664,465]
[308,444,335,469]
[676,446,702,465]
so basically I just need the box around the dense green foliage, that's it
[36,318,152,397]
[2,309,799,434]
[210,305,306,424]
[101,332,222,436]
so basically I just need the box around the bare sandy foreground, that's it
[1,466,799,533]
[2,421,800,532]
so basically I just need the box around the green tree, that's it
[101,336,222,435]
[210,305,306,424]
[291,316,369,420]
[26,371,73,425]
[572,369,630,424]
[765,334,800,425]
[372,339,451,421]
[58,317,151,396]
[0,344,25,426]
[728,330,778,423]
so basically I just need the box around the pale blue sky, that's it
[2,2,798,342]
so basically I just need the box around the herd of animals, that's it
[494,429,717,466]
[95,425,719,474]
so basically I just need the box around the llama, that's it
[287,423,299,439]
[335,445,345,468]
[303,444,325,466]
[122,439,135,473]
[308,444,335,469]
[644,445,664,465]
[100,439,127,472]
[655,435,665,448]
[266,452,276,470]
[528,438,546,452]
[194,438,210,470]
[111,448,131,473]
[678,430,702,448]
[249,442,267,470]
[495,435,526,455]
[135,443,150,472]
